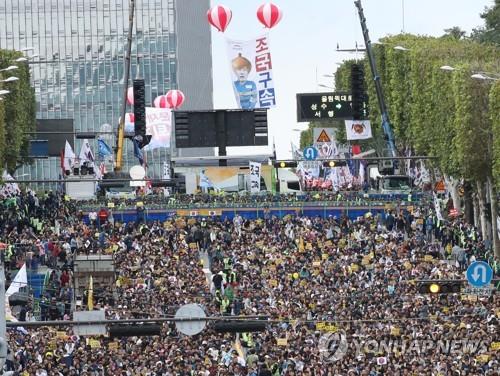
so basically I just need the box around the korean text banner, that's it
[249,161,262,193]
[345,120,373,140]
[226,34,276,109]
[143,107,172,151]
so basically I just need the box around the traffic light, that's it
[133,79,151,148]
[351,63,365,120]
[323,160,347,168]
[213,320,266,333]
[274,161,297,168]
[109,324,162,337]
[418,281,463,294]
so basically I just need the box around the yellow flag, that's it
[88,276,94,311]
[299,237,305,252]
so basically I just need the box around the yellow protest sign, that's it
[403,261,412,270]
[316,322,337,332]
[306,243,313,251]
[490,342,500,351]
[89,339,101,349]
[325,324,338,333]
[316,322,325,330]
[313,261,321,267]
[269,279,278,288]
[322,253,329,260]
[476,354,490,363]
[189,243,198,250]
[298,237,305,252]
[108,342,119,350]
[325,240,333,247]
[424,255,434,262]
[136,201,144,207]
[362,257,371,266]
[277,338,288,346]
[56,331,67,338]
[350,264,359,272]
[390,327,401,336]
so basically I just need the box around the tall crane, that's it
[115,0,136,172]
[354,0,412,193]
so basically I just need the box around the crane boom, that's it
[115,0,136,171]
[354,0,397,158]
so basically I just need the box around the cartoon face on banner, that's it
[227,34,276,109]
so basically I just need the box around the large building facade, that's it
[0,0,213,187]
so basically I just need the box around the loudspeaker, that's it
[133,79,146,138]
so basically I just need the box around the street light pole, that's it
[0,252,7,370]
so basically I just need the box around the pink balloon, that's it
[121,113,135,133]
[127,87,134,105]
[207,5,232,32]
[166,90,185,109]
[257,3,283,29]
[153,95,169,108]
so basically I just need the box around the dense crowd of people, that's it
[0,188,498,375]
[83,190,429,211]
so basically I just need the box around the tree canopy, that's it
[0,49,36,174]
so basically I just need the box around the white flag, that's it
[345,120,372,140]
[163,161,171,180]
[6,263,28,298]
[64,140,76,171]
[249,161,261,193]
[79,139,95,163]
[1,171,20,197]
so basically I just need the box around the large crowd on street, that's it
[0,189,498,375]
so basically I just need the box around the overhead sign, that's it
[303,146,318,161]
[466,261,493,288]
[297,92,355,121]
[345,120,373,140]
[313,128,335,144]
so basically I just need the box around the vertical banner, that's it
[143,107,172,151]
[249,161,262,193]
[163,160,171,196]
[226,34,276,109]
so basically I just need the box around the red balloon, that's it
[257,3,283,29]
[207,5,232,32]
[153,95,169,108]
[165,90,185,109]
[127,87,134,105]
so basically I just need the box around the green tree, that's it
[0,49,36,174]
[442,26,467,40]
[490,81,500,185]
[472,0,500,46]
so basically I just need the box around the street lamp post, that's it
[440,65,500,81]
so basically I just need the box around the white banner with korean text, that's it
[249,161,262,193]
[226,34,276,109]
[143,107,172,151]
